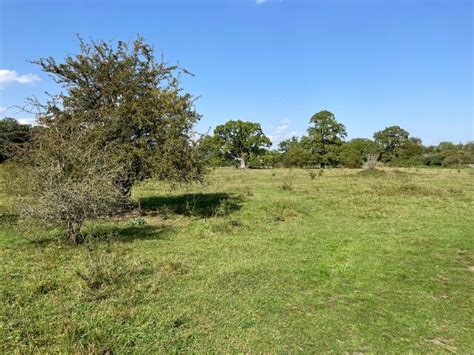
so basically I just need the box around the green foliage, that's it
[10,36,204,242]
[246,151,273,169]
[282,142,314,168]
[441,150,474,167]
[31,35,203,196]
[278,136,300,153]
[0,117,32,163]
[198,112,471,170]
[340,138,379,168]
[212,120,272,168]
[374,125,410,161]
[373,126,422,165]
[423,154,444,166]
[279,115,368,168]
[198,135,227,167]
[307,110,347,167]
[423,142,474,167]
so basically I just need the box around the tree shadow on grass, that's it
[139,193,243,218]
[99,224,172,243]
[29,224,172,246]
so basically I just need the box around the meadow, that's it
[1,167,473,353]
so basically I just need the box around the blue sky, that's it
[0,0,472,145]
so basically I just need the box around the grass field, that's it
[1,167,473,353]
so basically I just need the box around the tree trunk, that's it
[237,156,246,169]
[66,221,82,243]
[115,176,133,198]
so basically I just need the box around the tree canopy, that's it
[212,120,271,168]
[307,110,347,167]
[31,35,203,196]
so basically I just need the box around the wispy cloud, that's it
[268,117,300,145]
[0,69,40,87]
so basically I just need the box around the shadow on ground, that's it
[110,224,172,243]
[139,192,243,218]
[29,224,172,246]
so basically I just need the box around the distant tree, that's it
[441,150,474,167]
[213,120,271,168]
[438,141,474,167]
[340,138,379,168]
[437,141,459,152]
[373,125,410,162]
[282,144,314,168]
[276,136,311,168]
[197,134,227,167]
[0,118,32,163]
[464,142,474,154]
[399,137,423,159]
[246,150,281,169]
[307,110,347,167]
[278,136,300,153]
[423,141,474,167]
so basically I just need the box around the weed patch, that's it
[266,200,298,222]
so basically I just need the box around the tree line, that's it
[1,36,472,242]
[198,112,474,169]
[5,112,473,170]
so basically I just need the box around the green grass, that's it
[1,167,473,353]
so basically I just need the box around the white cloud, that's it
[268,117,300,145]
[256,0,267,4]
[0,69,40,87]
[17,117,36,126]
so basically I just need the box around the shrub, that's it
[12,129,128,243]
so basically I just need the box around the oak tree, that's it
[213,120,271,168]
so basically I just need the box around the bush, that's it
[423,154,443,166]
[12,128,128,243]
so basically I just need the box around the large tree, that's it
[213,120,271,168]
[307,110,347,167]
[373,125,421,163]
[31,35,203,197]
[14,36,203,242]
